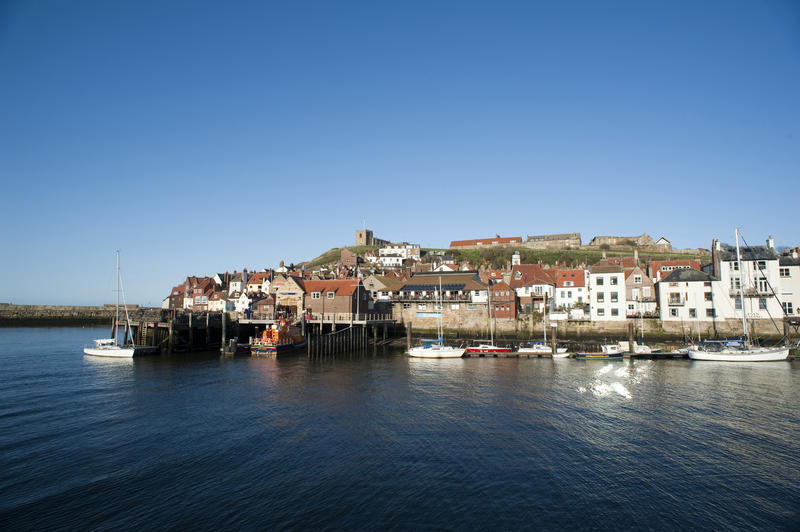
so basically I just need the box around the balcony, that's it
[667,298,685,306]
[729,287,772,298]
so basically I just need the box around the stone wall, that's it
[0,304,164,325]
[393,302,790,341]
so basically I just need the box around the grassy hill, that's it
[301,246,378,269]
[300,245,708,270]
[424,246,709,269]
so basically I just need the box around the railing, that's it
[395,294,472,302]
[730,288,772,298]
[626,311,659,318]
[667,298,685,306]
[305,313,393,322]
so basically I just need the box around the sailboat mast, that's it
[115,250,120,344]
[543,292,547,344]
[735,228,748,345]
[439,276,443,341]
[489,281,493,344]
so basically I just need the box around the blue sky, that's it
[1,0,798,305]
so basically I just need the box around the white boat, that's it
[688,229,789,362]
[517,294,568,356]
[688,344,789,362]
[407,276,465,358]
[84,338,136,358]
[408,340,465,358]
[84,251,146,359]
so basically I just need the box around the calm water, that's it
[1,327,798,530]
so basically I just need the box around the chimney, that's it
[712,239,720,278]
[767,235,775,249]
[602,251,607,259]
[634,249,639,264]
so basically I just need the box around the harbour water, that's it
[1,327,798,530]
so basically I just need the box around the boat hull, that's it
[465,347,512,354]
[574,353,624,360]
[84,346,135,358]
[688,347,789,362]
[251,340,307,357]
[408,346,465,358]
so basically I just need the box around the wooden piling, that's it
[220,312,226,353]
[628,321,635,350]
[188,312,194,350]
[407,323,412,350]
[168,318,174,353]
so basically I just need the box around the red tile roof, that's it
[509,264,555,288]
[647,259,702,279]
[450,236,522,248]
[246,272,270,285]
[555,269,587,288]
[594,257,637,269]
[300,279,360,296]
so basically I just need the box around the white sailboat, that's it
[518,294,568,356]
[688,229,789,362]
[407,276,465,358]
[84,251,138,358]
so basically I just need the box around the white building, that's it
[778,253,800,316]
[379,253,404,268]
[553,269,589,309]
[657,269,726,322]
[379,243,421,263]
[710,238,783,321]
[227,271,248,296]
[589,265,626,321]
[233,292,252,314]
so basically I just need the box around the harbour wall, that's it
[0,304,164,326]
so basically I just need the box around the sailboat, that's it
[407,277,465,358]
[518,293,569,356]
[84,251,150,358]
[466,281,511,354]
[688,229,789,362]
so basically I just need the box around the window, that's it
[706,308,716,318]
[327,292,335,299]
[468,304,477,310]
[597,293,605,303]
[403,303,411,309]
[561,291,566,298]
[611,308,619,316]
[780,267,790,277]
[670,308,679,317]
[731,278,741,290]
[514,271,522,280]
[597,308,605,316]
[689,308,696,318]
[418,303,427,310]
[759,298,767,310]
[628,303,635,311]
[451,304,459,310]
[578,296,583,303]
[634,275,642,284]
[782,302,793,314]
[733,261,739,271]
[525,304,531,312]
[596,277,604,286]
[632,288,639,300]
[565,281,573,287]
[757,279,768,293]
[735,299,742,310]
[311,292,321,299]
[611,292,618,303]
[643,287,650,297]
[567,291,572,298]
[756,260,766,270]
[704,292,713,301]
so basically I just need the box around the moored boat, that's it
[251,318,306,357]
[688,229,790,363]
[574,344,624,359]
[84,251,158,359]
[465,343,512,354]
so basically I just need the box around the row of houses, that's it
[448,233,674,250]
[165,236,800,326]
